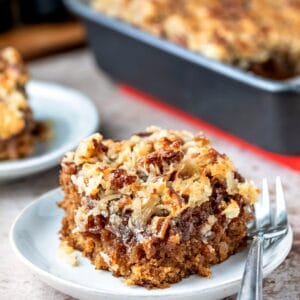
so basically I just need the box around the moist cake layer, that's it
[91,0,300,79]
[59,127,258,288]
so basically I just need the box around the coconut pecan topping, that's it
[62,126,259,240]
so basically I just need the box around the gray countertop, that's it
[1,49,299,300]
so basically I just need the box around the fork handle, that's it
[237,234,264,300]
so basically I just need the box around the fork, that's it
[237,177,289,300]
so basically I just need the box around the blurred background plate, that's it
[0,80,100,181]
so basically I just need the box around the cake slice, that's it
[59,126,258,288]
[0,47,45,160]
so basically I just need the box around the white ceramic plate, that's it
[0,80,100,180]
[10,189,293,300]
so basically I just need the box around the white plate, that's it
[10,189,293,300]
[0,80,100,180]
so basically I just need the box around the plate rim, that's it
[10,188,293,298]
[0,80,100,176]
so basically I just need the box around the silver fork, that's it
[237,177,289,300]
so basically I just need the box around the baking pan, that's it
[65,0,300,155]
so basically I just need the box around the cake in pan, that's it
[0,47,47,160]
[91,0,300,80]
[59,126,258,288]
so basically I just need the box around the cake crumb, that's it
[57,241,79,267]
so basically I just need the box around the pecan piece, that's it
[110,168,137,190]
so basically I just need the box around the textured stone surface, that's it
[0,49,299,299]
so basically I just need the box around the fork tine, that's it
[239,178,289,300]
[273,177,288,228]
[256,178,271,229]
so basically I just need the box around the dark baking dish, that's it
[65,0,300,155]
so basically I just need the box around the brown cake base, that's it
[59,169,252,289]
[0,131,35,160]
[0,115,48,160]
